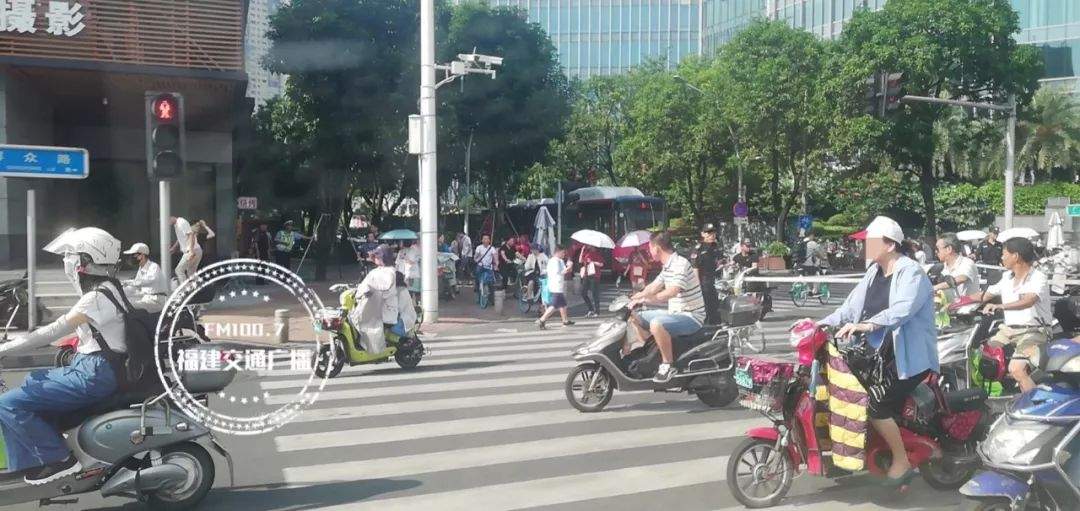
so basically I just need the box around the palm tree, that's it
[1016,88,1080,184]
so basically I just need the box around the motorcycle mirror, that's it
[608,295,631,312]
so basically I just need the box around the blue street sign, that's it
[0,144,89,179]
[733,201,748,218]
[798,215,813,231]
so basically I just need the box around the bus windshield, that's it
[621,203,664,233]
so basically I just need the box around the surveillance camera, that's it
[456,53,503,68]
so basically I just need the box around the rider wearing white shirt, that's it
[121,242,169,312]
[934,233,981,299]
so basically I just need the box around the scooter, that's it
[0,337,235,510]
[960,338,1080,511]
[726,323,992,508]
[564,296,740,413]
[715,267,770,353]
[311,283,425,379]
[437,252,460,300]
[0,272,48,331]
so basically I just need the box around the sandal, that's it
[881,468,917,489]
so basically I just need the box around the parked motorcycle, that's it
[960,338,1080,511]
[564,296,740,412]
[0,337,235,510]
[0,272,48,331]
[311,283,425,378]
[726,323,991,508]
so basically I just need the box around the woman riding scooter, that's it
[0,227,125,485]
[813,216,938,488]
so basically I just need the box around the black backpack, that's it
[88,283,160,391]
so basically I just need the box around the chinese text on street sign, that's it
[237,197,258,210]
[1068,205,1080,217]
[0,1,85,36]
[0,144,88,179]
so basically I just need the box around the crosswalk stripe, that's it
[424,340,585,357]
[256,350,569,377]
[290,390,569,424]
[259,359,574,390]
[281,420,752,484]
[265,373,560,405]
[422,330,589,344]
[311,456,729,511]
[274,401,707,451]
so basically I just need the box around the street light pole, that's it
[419,0,438,323]
[1005,98,1017,229]
[464,130,473,238]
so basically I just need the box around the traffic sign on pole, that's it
[1068,204,1080,217]
[237,197,258,210]
[733,201,748,218]
[798,215,813,231]
[0,144,89,179]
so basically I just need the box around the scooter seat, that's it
[49,389,163,432]
[673,325,722,351]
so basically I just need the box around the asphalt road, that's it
[0,281,967,511]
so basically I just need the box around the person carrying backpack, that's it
[0,227,133,485]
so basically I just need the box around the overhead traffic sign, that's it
[0,144,88,179]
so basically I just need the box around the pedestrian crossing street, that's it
[194,285,963,511]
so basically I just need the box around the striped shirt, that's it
[652,253,706,323]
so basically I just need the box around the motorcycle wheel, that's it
[920,458,977,490]
[726,437,794,508]
[145,442,215,511]
[920,453,980,490]
[564,364,613,413]
[54,346,75,368]
[960,497,1012,511]
[394,337,424,369]
[696,372,739,408]
[313,341,345,379]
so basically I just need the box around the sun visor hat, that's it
[864,216,904,243]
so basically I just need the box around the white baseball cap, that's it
[864,216,904,243]
[123,242,150,255]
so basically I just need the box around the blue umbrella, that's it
[380,229,418,241]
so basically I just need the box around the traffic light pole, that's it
[900,94,1017,228]
[160,181,171,285]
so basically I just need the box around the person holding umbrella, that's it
[578,244,605,317]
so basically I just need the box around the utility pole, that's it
[464,130,473,238]
[419,0,438,322]
[899,94,1017,228]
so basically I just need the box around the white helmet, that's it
[44,227,121,277]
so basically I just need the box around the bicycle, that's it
[789,267,831,307]
[475,267,496,309]
[518,275,546,314]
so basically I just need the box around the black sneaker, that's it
[24,457,81,485]
[562,320,576,326]
[535,319,547,330]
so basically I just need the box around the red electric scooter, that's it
[726,321,992,508]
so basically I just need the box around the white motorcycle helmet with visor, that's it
[44,227,121,293]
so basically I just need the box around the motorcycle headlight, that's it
[981,417,1061,466]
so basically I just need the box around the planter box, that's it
[759,256,787,271]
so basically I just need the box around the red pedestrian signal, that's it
[153,96,177,121]
[145,92,185,180]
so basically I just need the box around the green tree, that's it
[1017,88,1080,184]
[441,2,571,233]
[715,20,832,240]
[616,58,734,227]
[832,0,1042,235]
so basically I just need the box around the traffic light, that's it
[864,72,881,116]
[884,72,904,112]
[145,92,185,180]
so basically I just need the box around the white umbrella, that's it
[998,227,1040,242]
[1047,212,1065,251]
[617,230,652,248]
[956,230,987,242]
[571,229,615,249]
[533,206,556,254]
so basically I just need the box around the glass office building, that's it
[486,0,702,78]
[701,0,1078,93]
